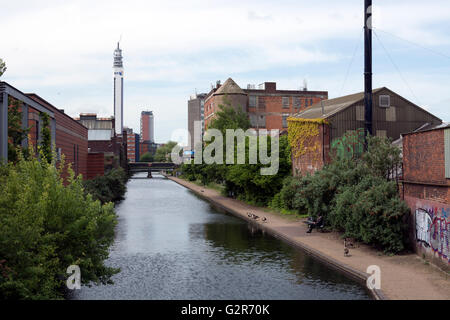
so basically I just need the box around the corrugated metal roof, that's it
[88,129,113,141]
[292,88,385,119]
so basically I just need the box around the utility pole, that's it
[364,0,373,144]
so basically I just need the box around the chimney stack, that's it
[364,0,373,140]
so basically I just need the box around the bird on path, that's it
[344,247,350,257]
[253,215,259,220]
[262,217,267,223]
[247,213,253,218]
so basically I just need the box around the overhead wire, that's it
[373,30,423,106]
[339,29,363,96]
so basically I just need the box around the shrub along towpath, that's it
[167,175,450,300]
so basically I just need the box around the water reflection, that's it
[69,173,370,300]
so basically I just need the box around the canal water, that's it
[70,173,370,300]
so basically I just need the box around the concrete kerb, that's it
[166,175,387,300]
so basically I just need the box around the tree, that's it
[181,96,292,205]
[39,112,52,163]
[139,152,154,162]
[154,141,178,162]
[8,97,30,162]
[0,153,118,299]
[0,58,6,78]
[208,97,251,135]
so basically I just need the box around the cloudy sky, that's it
[1,0,450,143]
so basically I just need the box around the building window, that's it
[386,107,396,122]
[282,114,289,128]
[356,105,365,121]
[56,148,62,161]
[249,95,257,107]
[259,115,266,128]
[258,96,265,109]
[282,97,289,109]
[379,95,391,108]
[293,97,301,109]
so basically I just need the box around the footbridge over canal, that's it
[128,162,177,177]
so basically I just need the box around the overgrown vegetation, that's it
[180,98,292,206]
[7,97,30,162]
[0,152,118,299]
[271,134,409,253]
[154,141,178,162]
[139,152,154,162]
[82,167,128,204]
[0,58,6,77]
[40,112,52,163]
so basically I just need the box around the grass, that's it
[182,178,225,194]
[177,175,309,221]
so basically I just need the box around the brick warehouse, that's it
[76,113,128,176]
[0,81,88,180]
[203,78,328,132]
[28,93,88,179]
[288,87,442,176]
[402,124,450,270]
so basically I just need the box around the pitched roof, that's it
[214,78,246,95]
[292,88,385,119]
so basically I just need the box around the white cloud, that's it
[1,0,449,141]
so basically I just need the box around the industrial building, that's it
[203,78,328,132]
[0,81,88,179]
[288,87,442,175]
[187,93,206,151]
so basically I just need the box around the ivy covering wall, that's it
[287,118,328,159]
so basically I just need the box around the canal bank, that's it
[71,173,370,300]
[167,175,450,300]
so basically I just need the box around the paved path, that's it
[168,176,450,300]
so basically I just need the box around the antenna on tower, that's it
[302,79,308,91]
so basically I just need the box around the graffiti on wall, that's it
[330,128,365,160]
[415,207,450,263]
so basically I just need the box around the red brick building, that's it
[0,82,89,179]
[27,94,88,179]
[203,78,328,132]
[402,124,450,269]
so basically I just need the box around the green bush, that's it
[271,134,409,253]
[83,168,128,204]
[139,152,153,162]
[0,153,118,299]
[331,175,409,253]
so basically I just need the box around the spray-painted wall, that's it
[403,127,450,270]
[414,204,449,265]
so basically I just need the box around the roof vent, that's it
[379,95,391,108]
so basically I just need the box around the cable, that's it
[373,27,450,61]
[339,29,363,96]
[374,30,423,106]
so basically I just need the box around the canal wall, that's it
[166,175,450,300]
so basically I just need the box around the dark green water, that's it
[69,174,370,300]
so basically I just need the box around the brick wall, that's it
[291,123,330,176]
[402,128,450,269]
[87,152,105,179]
[403,129,448,185]
[27,94,88,180]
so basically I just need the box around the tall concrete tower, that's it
[113,42,124,135]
